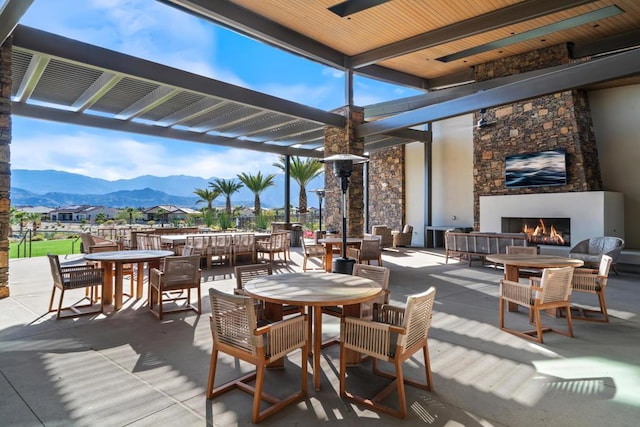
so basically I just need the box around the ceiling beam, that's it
[357,47,640,138]
[12,52,48,102]
[12,102,325,158]
[569,28,640,58]
[349,0,596,68]
[0,0,35,45]
[12,24,346,128]
[364,61,576,119]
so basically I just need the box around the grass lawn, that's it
[10,238,82,258]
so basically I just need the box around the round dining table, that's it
[486,253,584,312]
[245,272,381,391]
[84,249,174,310]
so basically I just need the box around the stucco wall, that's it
[589,85,640,248]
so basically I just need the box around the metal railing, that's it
[16,230,32,258]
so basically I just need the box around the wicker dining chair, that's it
[323,264,390,320]
[186,235,211,267]
[499,266,575,343]
[232,233,256,265]
[347,235,383,266]
[47,253,105,319]
[301,238,326,271]
[148,255,201,319]
[209,234,233,268]
[339,287,436,419]
[256,231,289,264]
[207,288,308,423]
[569,254,613,322]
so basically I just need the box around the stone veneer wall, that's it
[472,44,602,230]
[324,106,365,238]
[0,37,11,298]
[367,145,405,231]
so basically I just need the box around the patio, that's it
[1,247,638,426]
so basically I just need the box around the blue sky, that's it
[12,0,421,181]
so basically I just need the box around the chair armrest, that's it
[341,316,405,358]
[63,267,105,289]
[500,279,533,305]
[256,314,307,361]
[372,303,405,325]
[572,273,606,292]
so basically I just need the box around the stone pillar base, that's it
[0,286,9,298]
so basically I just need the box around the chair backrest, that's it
[598,254,613,276]
[537,266,574,304]
[506,245,537,255]
[402,225,413,234]
[359,238,382,259]
[353,264,391,317]
[233,233,255,252]
[186,235,210,254]
[353,264,390,295]
[209,288,260,353]
[160,256,200,286]
[234,263,272,293]
[210,234,233,255]
[400,287,436,352]
[182,245,195,256]
[301,237,324,256]
[47,253,64,287]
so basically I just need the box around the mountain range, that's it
[10,169,325,209]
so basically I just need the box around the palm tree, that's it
[193,188,220,212]
[194,188,220,226]
[273,156,323,219]
[237,171,276,216]
[27,212,41,235]
[209,178,244,217]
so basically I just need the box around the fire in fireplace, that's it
[501,217,571,246]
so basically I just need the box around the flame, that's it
[522,218,565,245]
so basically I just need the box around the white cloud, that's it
[11,130,281,181]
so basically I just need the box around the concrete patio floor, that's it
[1,246,639,426]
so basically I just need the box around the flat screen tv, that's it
[505,149,567,188]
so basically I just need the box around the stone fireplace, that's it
[472,44,603,231]
[480,192,624,253]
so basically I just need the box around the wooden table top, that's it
[318,237,362,244]
[84,249,174,263]
[486,254,584,268]
[244,272,381,306]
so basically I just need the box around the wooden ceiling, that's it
[191,0,640,89]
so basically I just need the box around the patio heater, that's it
[320,154,368,274]
[313,189,326,231]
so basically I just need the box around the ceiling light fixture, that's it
[328,0,391,18]
[436,5,624,63]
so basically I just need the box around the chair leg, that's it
[49,286,57,313]
[252,362,266,423]
[565,304,574,337]
[394,358,407,419]
[499,297,505,329]
[57,288,65,320]
[534,309,544,343]
[206,348,218,398]
[599,292,609,322]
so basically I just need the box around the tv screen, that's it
[505,149,567,188]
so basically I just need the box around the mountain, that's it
[10,169,325,209]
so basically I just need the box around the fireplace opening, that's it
[502,217,571,246]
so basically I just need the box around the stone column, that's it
[0,36,11,299]
[324,106,365,238]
